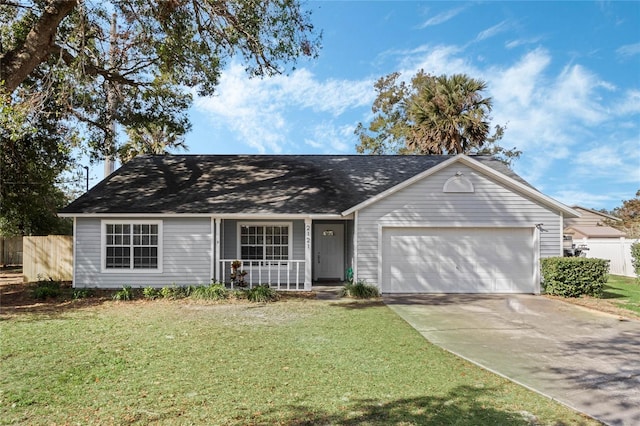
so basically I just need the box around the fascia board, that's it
[58,212,347,220]
[342,154,580,218]
[341,156,460,216]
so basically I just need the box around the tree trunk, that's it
[1,0,78,94]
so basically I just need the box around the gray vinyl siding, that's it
[356,164,562,287]
[74,217,212,288]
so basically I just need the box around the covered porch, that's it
[211,217,353,291]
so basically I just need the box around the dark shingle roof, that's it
[60,155,531,215]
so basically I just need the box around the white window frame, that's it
[236,222,292,265]
[101,220,163,273]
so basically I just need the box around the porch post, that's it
[304,218,312,290]
[214,218,221,282]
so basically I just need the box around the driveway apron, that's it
[384,294,640,426]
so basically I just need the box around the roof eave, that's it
[342,154,581,218]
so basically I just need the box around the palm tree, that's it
[406,74,492,155]
[118,123,188,162]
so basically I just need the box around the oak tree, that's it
[0,0,320,234]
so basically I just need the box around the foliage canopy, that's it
[355,71,520,164]
[0,0,320,235]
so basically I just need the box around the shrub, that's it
[112,285,134,301]
[341,280,380,299]
[191,283,229,301]
[541,257,609,297]
[631,242,640,280]
[159,285,185,300]
[32,278,62,300]
[143,286,160,300]
[246,284,280,302]
[73,288,94,300]
[232,289,247,300]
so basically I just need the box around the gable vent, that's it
[443,172,474,193]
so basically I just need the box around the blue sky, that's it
[103,1,640,210]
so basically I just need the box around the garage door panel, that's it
[382,227,534,294]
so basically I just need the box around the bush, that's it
[112,285,134,301]
[143,286,160,300]
[246,284,280,302]
[32,278,62,300]
[73,288,94,299]
[191,283,229,301]
[341,280,380,299]
[541,257,609,297]
[159,285,187,300]
[631,242,640,280]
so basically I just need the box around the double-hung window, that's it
[102,220,162,272]
[238,223,291,264]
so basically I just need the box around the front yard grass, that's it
[1,298,597,425]
[601,274,640,315]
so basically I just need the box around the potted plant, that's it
[230,260,248,287]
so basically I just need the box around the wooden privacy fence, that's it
[1,236,23,266]
[23,236,73,282]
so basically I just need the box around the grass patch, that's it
[1,299,596,425]
[601,274,640,314]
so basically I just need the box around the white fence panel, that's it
[582,238,638,277]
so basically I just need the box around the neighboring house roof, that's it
[571,206,621,222]
[59,154,574,216]
[564,225,627,238]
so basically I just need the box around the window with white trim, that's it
[239,223,290,261]
[103,221,162,271]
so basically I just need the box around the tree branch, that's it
[1,0,78,94]
[50,44,139,86]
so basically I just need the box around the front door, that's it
[313,223,344,280]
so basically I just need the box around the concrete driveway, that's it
[384,294,640,426]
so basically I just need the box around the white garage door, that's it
[381,227,535,293]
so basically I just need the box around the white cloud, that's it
[419,6,466,28]
[395,44,474,77]
[616,89,640,114]
[305,122,355,153]
[617,42,640,58]
[550,190,624,209]
[549,65,611,124]
[476,20,512,42]
[489,48,551,107]
[570,142,640,185]
[505,37,543,49]
[194,63,375,153]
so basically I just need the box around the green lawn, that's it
[602,274,640,314]
[1,298,597,425]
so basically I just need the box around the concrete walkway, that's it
[384,294,640,426]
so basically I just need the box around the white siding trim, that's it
[343,154,580,218]
[353,210,358,283]
[72,217,77,287]
[304,218,312,290]
[214,218,221,281]
[343,156,459,215]
[533,226,541,294]
[377,223,383,290]
[100,219,164,274]
[61,213,347,219]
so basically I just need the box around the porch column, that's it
[214,218,221,282]
[304,218,312,290]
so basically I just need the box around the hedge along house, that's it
[59,154,579,293]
